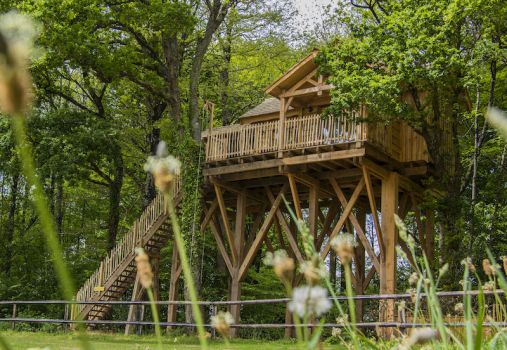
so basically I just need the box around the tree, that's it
[319,0,507,281]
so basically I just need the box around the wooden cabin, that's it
[198,50,436,337]
[202,50,430,167]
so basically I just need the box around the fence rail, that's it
[2,290,504,331]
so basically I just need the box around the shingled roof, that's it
[239,97,293,119]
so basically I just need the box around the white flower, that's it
[288,285,332,318]
[408,272,419,286]
[331,327,341,337]
[299,258,328,285]
[263,250,294,282]
[211,311,234,337]
[454,303,464,313]
[144,141,181,193]
[330,233,357,264]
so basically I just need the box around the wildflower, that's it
[296,219,314,258]
[263,250,294,283]
[454,303,464,313]
[461,257,476,273]
[408,272,419,286]
[438,263,449,277]
[398,300,407,323]
[331,327,342,337]
[404,327,438,346]
[501,256,507,275]
[483,280,496,291]
[396,245,408,261]
[299,257,327,285]
[210,311,234,338]
[288,285,332,318]
[0,12,37,116]
[144,141,181,194]
[406,288,417,303]
[135,248,153,289]
[482,259,495,277]
[330,233,357,264]
[336,315,348,324]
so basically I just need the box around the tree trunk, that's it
[3,172,20,274]
[56,176,64,239]
[143,99,166,209]
[107,151,124,251]
[162,34,183,131]
[220,23,233,126]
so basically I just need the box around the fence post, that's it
[64,303,69,331]
[211,304,217,338]
[11,303,17,330]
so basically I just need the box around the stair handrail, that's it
[75,179,181,315]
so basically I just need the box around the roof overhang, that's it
[265,49,319,98]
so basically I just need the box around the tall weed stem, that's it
[166,192,208,350]
[10,115,90,350]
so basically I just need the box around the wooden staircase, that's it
[74,181,181,322]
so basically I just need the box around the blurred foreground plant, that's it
[145,141,208,349]
[0,11,90,350]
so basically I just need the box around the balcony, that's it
[202,112,377,163]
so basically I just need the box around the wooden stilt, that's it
[308,184,319,243]
[166,242,181,330]
[125,276,144,335]
[354,205,366,322]
[425,209,435,266]
[230,191,246,338]
[379,172,398,338]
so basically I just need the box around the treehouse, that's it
[199,50,436,336]
[74,50,438,338]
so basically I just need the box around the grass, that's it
[0,331,331,350]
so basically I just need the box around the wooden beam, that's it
[209,216,233,276]
[214,184,237,265]
[320,178,365,259]
[362,166,384,255]
[266,189,305,264]
[379,172,398,337]
[281,84,333,98]
[287,174,302,220]
[308,184,319,240]
[200,199,218,232]
[203,148,366,176]
[329,179,380,272]
[315,203,339,249]
[238,185,286,280]
[363,265,376,291]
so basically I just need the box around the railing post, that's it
[64,303,69,331]
[278,96,286,157]
[211,304,217,338]
[11,303,17,330]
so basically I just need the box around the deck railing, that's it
[205,112,366,162]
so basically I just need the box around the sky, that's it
[292,0,336,29]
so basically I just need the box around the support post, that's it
[167,241,181,330]
[379,172,398,338]
[308,183,319,243]
[125,276,144,335]
[278,97,286,157]
[354,205,366,322]
[230,191,246,337]
[11,304,16,330]
[425,209,435,267]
